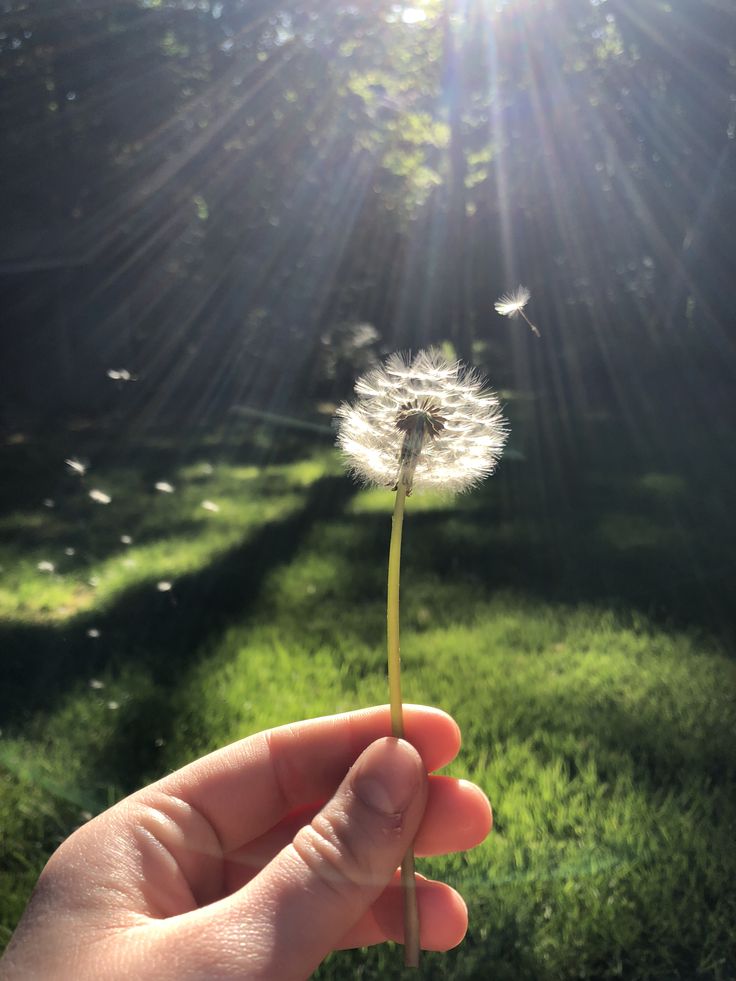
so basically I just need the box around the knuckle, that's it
[292,807,376,899]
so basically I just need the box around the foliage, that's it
[1,0,734,419]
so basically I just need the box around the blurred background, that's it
[1,0,735,977]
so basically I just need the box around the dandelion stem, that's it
[387,481,406,737]
[387,479,420,968]
[520,311,541,337]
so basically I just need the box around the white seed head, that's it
[37,560,55,573]
[156,580,173,592]
[155,481,175,493]
[89,489,112,504]
[201,499,220,512]
[494,285,531,317]
[335,349,508,493]
[65,457,88,476]
[107,368,135,382]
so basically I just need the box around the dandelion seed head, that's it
[157,580,173,592]
[107,700,120,711]
[107,368,135,382]
[120,534,133,545]
[87,628,100,638]
[89,489,111,504]
[201,500,220,512]
[64,547,76,556]
[335,349,508,493]
[43,498,55,508]
[89,678,105,689]
[155,481,175,493]
[494,285,531,317]
[37,560,55,573]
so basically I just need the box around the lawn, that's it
[1,393,735,980]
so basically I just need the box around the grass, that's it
[0,402,735,979]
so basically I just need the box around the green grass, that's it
[1,412,735,979]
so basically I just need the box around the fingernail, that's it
[353,738,422,815]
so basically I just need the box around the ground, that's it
[1,392,735,980]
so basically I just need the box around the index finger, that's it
[147,705,460,854]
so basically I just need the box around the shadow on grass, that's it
[0,417,329,518]
[0,474,356,732]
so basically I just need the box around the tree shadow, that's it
[0,474,356,731]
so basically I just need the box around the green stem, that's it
[387,481,421,968]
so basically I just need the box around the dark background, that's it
[1,0,734,430]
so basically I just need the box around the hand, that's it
[0,705,491,980]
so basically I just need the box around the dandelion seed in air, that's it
[201,500,219,512]
[87,628,101,639]
[494,285,540,337]
[155,481,175,493]
[335,350,508,969]
[156,580,173,592]
[120,534,133,545]
[107,368,135,382]
[65,457,88,476]
[65,547,76,556]
[43,498,55,508]
[37,560,55,573]
[89,489,111,505]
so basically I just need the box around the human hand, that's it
[0,705,491,980]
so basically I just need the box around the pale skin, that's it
[0,705,492,981]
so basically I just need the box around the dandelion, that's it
[335,350,507,968]
[107,368,135,382]
[43,498,55,508]
[155,481,175,493]
[120,534,133,545]
[494,284,540,337]
[65,457,88,476]
[107,700,120,711]
[336,349,507,495]
[89,489,111,504]
[37,560,55,573]
[64,547,76,556]
[201,499,220,512]
[86,628,101,638]
[156,580,173,592]
[89,679,105,689]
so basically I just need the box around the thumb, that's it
[206,736,426,980]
